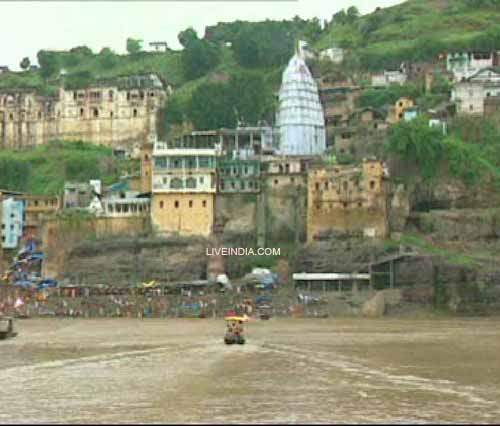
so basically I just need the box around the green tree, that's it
[126,38,143,55]
[189,81,235,130]
[346,6,360,23]
[181,39,221,80]
[385,116,445,180]
[232,22,294,68]
[37,50,60,80]
[227,70,274,125]
[20,57,31,71]
[332,9,348,25]
[99,47,118,69]
[178,27,199,48]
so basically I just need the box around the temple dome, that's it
[276,53,326,156]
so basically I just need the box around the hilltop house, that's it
[447,51,500,82]
[452,67,500,115]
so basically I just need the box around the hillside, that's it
[0,141,137,195]
[315,0,500,70]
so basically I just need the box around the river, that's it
[1,318,499,423]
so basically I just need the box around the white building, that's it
[276,52,326,156]
[447,51,499,82]
[101,196,150,218]
[1,198,24,249]
[152,143,218,193]
[371,69,407,87]
[319,47,344,64]
[452,68,500,115]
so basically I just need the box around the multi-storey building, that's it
[217,158,261,193]
[452,67,500,115]
[151,142,218,236]
[447,51,500,82]
[307,159,389,242]
[0,74,168,150]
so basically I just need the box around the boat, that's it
[223,315,247,345]
[0,316,17,340]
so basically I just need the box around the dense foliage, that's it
[385,116,500,186]
[180,29,221,80]
[0,141,136,195]
[182,70,275,130]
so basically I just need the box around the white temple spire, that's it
[276,51,326,156]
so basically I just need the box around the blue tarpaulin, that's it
[37,279,58,290]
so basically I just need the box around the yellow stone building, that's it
[386,97,415,124]
[0,74,168,150]
[307,159,388,242]
[151,143,217,237]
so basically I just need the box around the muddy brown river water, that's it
[1,318,500,424]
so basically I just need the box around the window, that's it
[274,179,279,186]
[80,108,84,117]
[290,177,295,184]
[189,200,193,208]
[370,181,375,190]
[174,201,179,208]
[199,176,204,184]
[93,108,99,118]
[110,112,114,118]
[202,200,207,208]
[198,156,212,168]
[315,182,320,191]
[170,178,183,189]
[231,181,236,189]
[186,177,197,189]
[133,109,138,118]
[470,105,474,111]
[324,181,328,190]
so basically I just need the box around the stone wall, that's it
[41,215,150,279]
[151,193,215,237]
